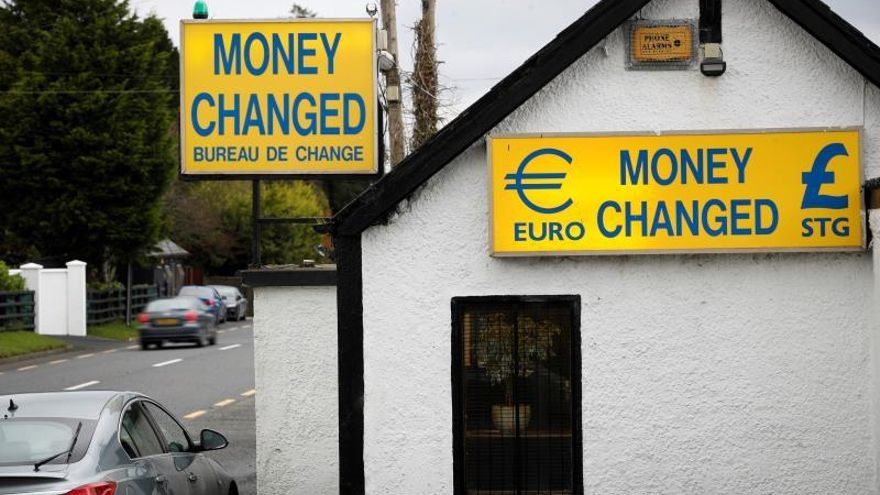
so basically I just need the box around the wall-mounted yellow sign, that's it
[489,129,863,256]
[626,20,696,69]
[180,19,378,177]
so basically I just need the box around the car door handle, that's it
[187,472,198,483]
[155,474,168,485]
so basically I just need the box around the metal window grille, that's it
[453,296,582,495]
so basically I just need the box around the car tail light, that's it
[137,313,149,324]
[66,481,117,495]
[185,310,199,321]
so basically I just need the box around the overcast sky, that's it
[135,0,880,118]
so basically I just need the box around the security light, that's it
[193,1,209,20]
[700,43,726,77]
[366,2,378,17]
[378,50,395,71]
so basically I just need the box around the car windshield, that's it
[216,288,237,299]
[146,298,196,312]
[0,418,92,465]
[179,287,211,298]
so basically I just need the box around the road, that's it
[0,320,257,494]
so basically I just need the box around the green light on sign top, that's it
[193,1,208,19]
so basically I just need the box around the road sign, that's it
[180,19,378,177]
[489,129,863,256]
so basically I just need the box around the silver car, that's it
[0,391,237,495]
[209,286,248,322]
[137,297,218,349]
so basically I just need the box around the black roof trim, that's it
[333,0,880,235]
[241,267,337,287]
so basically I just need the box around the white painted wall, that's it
[355,0,880,493]
[253,285,339,495]
[16,261,87,337]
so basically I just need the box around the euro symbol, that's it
[801,142,849,210]
[504,148,574,214]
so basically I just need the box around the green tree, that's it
[0,261,25,291]
[0,0,178,280]
[164,181,328,274]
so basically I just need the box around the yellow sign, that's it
[631,24,694,62]
[180,19,378,176]
[489,130,863,256]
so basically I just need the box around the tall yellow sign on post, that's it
[490,129,863,256]
[180,19,378,177]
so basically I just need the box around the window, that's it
[452,296,582,494]
[120,402,164,458]
[143,403,191,453]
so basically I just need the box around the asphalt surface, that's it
[0,320,257,495]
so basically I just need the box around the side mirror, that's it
[236,295,243,301]
[199,429,228,451]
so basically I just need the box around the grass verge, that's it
[88,320,138,341]
[0,331,67,359]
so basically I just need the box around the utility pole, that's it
[411,0,438,150]
[380,0,406,166]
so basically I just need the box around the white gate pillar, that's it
[18,263,42,333]
[66,260,87,337]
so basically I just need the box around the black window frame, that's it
[141,401,195,454]
[118,400,167,460]
[451,295,583,495]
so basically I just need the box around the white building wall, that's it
[359,0,880,493]
[253,286,339,495]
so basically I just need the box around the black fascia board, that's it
[240,268,337,287]
[331,0,880,237]
[332,0,651,236]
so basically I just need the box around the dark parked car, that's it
[137,297,218,349]
[178,286,226,324]
[0,391,236,495]
[210,285,248,321]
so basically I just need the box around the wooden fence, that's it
[87,285,158,326]
[0,291,35,332]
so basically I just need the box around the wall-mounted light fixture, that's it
[699,0,725,77]
[700,43,726,76]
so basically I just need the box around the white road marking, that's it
[217,330,226,334]
[126,345,139,350]
[214,399,236,407]
[241,389,256,397]
[183,410,206,420]
[102,349,117,354]
[17,365,37,371]
[49,359,69,365]
[152,358,182,368]
[76,353,95,359]
[219,344,241,351]
[65,380,100,391]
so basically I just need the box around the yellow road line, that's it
[214,399,236,408]
[241,389,256,397]
[17,365,37,371]
[183,410,207,420]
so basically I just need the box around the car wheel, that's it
[196,330,207,348]
[240,307,246,321]
[209,332,217,345]
[155,341,163,349]
[140,340,149,350]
